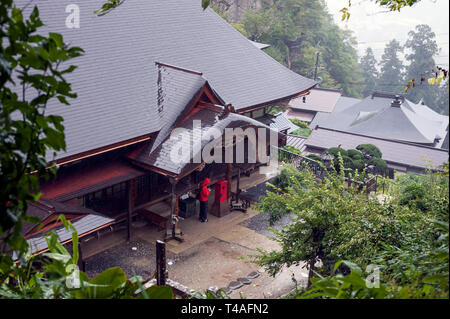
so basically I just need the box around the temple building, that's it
[15,0,317,265]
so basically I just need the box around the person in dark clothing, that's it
[199,178,211,222]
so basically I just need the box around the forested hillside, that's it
[212,0,365,98]
[212,0,449,115]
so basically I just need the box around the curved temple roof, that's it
[318,93,449,146]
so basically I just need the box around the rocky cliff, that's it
[211,0,261,23]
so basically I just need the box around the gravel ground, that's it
[84,238,175,279]
[240,212,296,238]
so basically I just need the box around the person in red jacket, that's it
[199,178,211,223]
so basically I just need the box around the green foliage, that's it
[291,127,312,137]
[278,145,302,163]
[236,0,364,98]
[290,118,309,128]
[0,215,175,299]
[253,162,391,281]
[356,144,383,159]
[404,25,447,115]
[0,2,179,300]
[281,145,302,155]
[360,47,379,97]
[271,166,306,195]
[253,160,449,299]
[299,261,388,299]
[341,0,423,21]
[1,1,82,266]
[306,154,322,162]
[290,119,312,137]
[289,169,449,299]
[377,39,405,93]
[95,0,125,16]
[325,147,348,158]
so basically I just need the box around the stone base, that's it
[211,201,231,218]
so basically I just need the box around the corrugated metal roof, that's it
[25,214,115,257]
[304,127,449,170]
[23,199,102,236]
[287,135,308,151]
[16,0,316,161]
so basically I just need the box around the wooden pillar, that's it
[156,240,167,286]
[226,163,232,203]
[165,178,183,242]
[236,167,241,202]
[127,179,136,242]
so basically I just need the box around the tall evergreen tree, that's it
[377,39,405,94]
[360,47,379,97]
[404,24,444,113]
[235,0,364,98]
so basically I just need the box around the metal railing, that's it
[277,147,379,194]
[277,147,327,179]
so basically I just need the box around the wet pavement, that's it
[85,237,176,279]
[83,169,309,298]
[241,212,297,238]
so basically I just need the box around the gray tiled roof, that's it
[305,128,449,170]
[134,108,273,175]
[17,0,316,161]
[310,96,361,128]
[318,93,449,145]
[289,88,342,113]
[150,65,208,153]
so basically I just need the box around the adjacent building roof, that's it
[17,0,316,161]
[23,199,101,237]
[286,110,316,123]
[14,199,114,259]
[304,127,449,171]
[259,112,300,134]
[317,92,449,146]
[310,96,361,128]
[287,135,308,151]
[289,88,342,113]
[25,214,115,257]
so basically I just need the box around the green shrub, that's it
[399,183,427,211]
[347,149,364,160]
[290,118,310,128]
[306,154,323,162]
[292,127,312,137]
[356,144,382,159]
[325,147,348,158]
